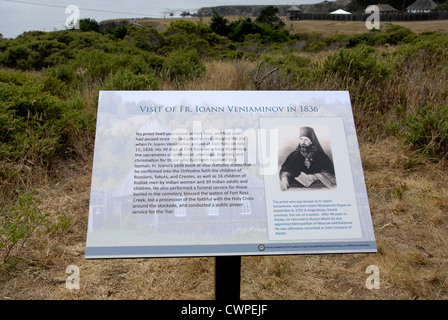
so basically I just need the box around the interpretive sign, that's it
[85,91,376,258]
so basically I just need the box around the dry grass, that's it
[161,59,258,91]
[286,20,448,36]
[1,26,448,300]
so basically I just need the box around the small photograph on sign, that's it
[278,125,336,191]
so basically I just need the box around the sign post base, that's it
[215,256,241,301]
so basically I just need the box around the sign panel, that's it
[85,91,376,258]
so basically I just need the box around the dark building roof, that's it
[286,5,301,12]
[378,4,399,11]
[406,0,437,10]
[365,4,399,12]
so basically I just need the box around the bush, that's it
[263,54,313,87]
[163,49,205,80]
[404,104,448,160]
[210,10,231,37]
[382,24,415,45]
[321,45,390,85]
[0,191,48,265]
[113,26,128,40]
[398,32,448,69]
[227,18,289,44]
[0,45,32,69]
[0,69,91,165]
[69,49,150,83]
[125,25,163,51]
[0,190,71,271]
[79,18,99,32]
[103,69,159,90]
[160,21,225,57]
[347,25,415,48]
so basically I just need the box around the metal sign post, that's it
[215,256,241,300]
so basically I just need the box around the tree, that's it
[255,6,285,29]
[434,1,448,11]
[210,10,230,36]
[79,18,99,32]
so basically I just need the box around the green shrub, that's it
[0,36,71,70]
[0,191,48,264]
[1,45,32,69]
[397,33,448,69]
[0,69,91,165]
[54,31,75,45]
[228,18,289,44]
[321,45,390,85]
[382,24,415,45]
[47,64,75,83]
[262,54,316,89]
[160,21,224,57]
[65,31,111,51]
[210,10,231,37]
[113,26,128,40]
[264,54,310,73]
[347,25,415,48]
[125,26,163,51]
[42,74,71,98]
[347,32,378,48]
[103,69,159,90]
[404,104,448,160]
[0,190,71,270]
[79,18,100,32]
[163,49,205,80]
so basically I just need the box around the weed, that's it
[0,191,46,267]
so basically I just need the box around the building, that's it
[330,9,352,15]
[406,0,437,13]
[365,4,399,13]
[286,5,301,21]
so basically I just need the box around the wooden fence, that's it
[293,11,448,22]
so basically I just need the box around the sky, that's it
[0,0,322,39]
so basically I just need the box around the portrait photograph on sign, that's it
[85,91,376,259]
[277,125,336,191]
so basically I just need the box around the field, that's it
[288,19,448,35]
[106,16,448,35]
[1,16,448,301]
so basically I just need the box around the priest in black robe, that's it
[279,126,336,190]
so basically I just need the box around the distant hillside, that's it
[194,0,351,17]
[98,0,352,33]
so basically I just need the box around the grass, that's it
[0,18,448,300]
